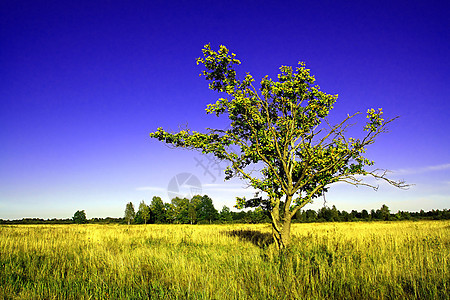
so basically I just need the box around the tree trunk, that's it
[272,216,292,250]
[271,196,293,251]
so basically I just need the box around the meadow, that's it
[1,221,448,299]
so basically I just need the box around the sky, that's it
[1,0,449,219]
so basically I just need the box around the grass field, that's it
[1,221,449,299]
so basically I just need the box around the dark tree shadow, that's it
[226,229,274,248]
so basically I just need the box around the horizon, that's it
[1,198,447,221]
[2,1,449,219]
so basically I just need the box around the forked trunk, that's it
[271,196,294,251]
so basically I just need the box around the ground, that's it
[1,221,448,299]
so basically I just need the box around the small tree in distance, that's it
[73,210,87,224]
[378,204,391,221]
[138,200,151,224]
[220,206,233,223]
[150,196,166,223]
[197,195,219,224]
[150,44,408,251]
[124,202,135,225]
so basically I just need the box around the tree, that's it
[124,202,135,225]
[150,196,166,223]
[164,203,176,223]
[249,207,270,223]
[219,205,233,223]
[318,206,332,222]
[330,205,339,221]
[171,197,190,224]
[150,44,407,250]
[379,204,391,221]
[197,195,219,223]
[189,195,202,224]
[361,209,369,220]
[73,210,87,224]
[305,209,317,222]
[341,210,351,222]
[138,200,151,224]
[134,210,144,224]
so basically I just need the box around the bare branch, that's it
[318,112,360,146]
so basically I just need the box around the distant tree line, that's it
[293,205,450,222]
[123,198,450,225]
[123,195,250,225]
[0,215,124,225]
[1,196,449,225]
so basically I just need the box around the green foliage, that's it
[72,210,87,224]
[124,202,135,225]
[2,203,449,226]
[164,203,176,223]
[189,196,202,224]
[220,206,233,223]
[150,196,166,223]
[171,197,191,224]
[163,195,219,224]
[196,195,219,223]
[138,200,151,224]
[378,204,391,221]
[248,207,271,224]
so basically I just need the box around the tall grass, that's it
[1,221,448,299]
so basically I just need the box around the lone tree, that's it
[150,44,407,250]
[73,210,87,224]
[124,202,135,225]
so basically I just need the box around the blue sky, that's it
[1,0,449,219]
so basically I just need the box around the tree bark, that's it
[271,215,292,250]
[271,195,294,251]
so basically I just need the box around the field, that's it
[1,221,449,299]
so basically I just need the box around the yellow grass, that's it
[1,221,448,299]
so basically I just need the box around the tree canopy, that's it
[138,200,151,224]
[124,202,135,225]
[73,210,87,224]
[150,44,407,250]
